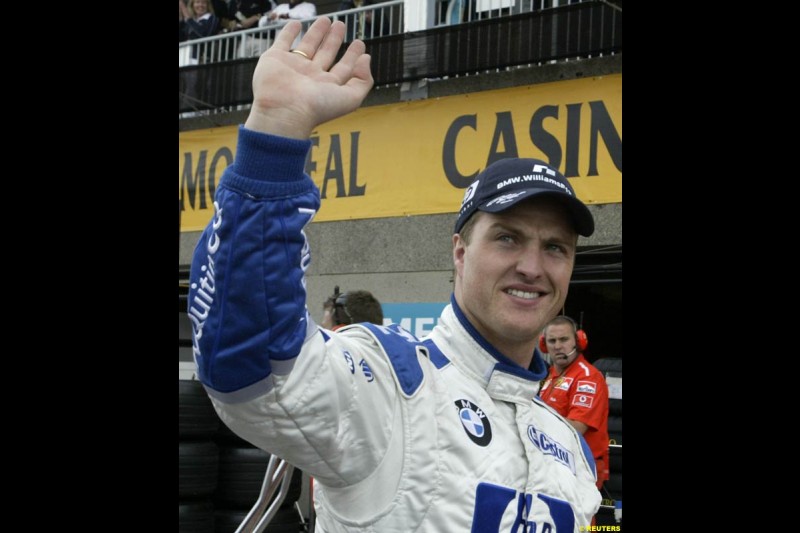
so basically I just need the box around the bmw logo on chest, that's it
[454,399,492,446]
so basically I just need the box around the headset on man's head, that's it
[327,286,354,326]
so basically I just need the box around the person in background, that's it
[259,0,317,49]
[234,0,276,56]
[538,315,610,490]
[211,0,236,33]
[179,0,220,114]
[264,0,317,23]
[210,0,242,60]
[187,18,601,530]
[233,0,273,30]
[321,286,384,330]
[179,0,221,55]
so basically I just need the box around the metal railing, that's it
[179,0,621,116]
[179,1,404,67]
[177,0,618,67]
[434,0,573,26]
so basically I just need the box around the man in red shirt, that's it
[538,316,609,489]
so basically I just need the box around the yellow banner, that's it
[180,74,621,232]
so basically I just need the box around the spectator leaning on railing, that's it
[179,0,221,60]
[233,0,278,56]
[263,0,316,23]
[232,0,275,31]
[211,0,237,33]
[259,0,317,48]
[179,0,221,113]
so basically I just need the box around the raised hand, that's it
[244,18,374,139]
[179,0,191,20]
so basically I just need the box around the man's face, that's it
[453,197,577,364]
[544,323,579,371]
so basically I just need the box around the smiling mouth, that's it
[506,289,541,300]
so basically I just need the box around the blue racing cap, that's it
[453,158,594,236]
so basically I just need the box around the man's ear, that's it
[452,233,466,272]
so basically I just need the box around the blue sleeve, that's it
[187,126,320,400]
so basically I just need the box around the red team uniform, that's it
[539,354,609,489]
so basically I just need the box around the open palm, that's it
[245,18,374,139]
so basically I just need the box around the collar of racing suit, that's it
[426,296,548,405]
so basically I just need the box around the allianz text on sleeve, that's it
[381,303,448,338]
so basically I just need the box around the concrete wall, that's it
[179,53,622,325]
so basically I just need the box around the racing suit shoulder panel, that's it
[356,323,427,397]
[421,338,451,369]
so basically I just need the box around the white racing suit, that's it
[188,127,602,532]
